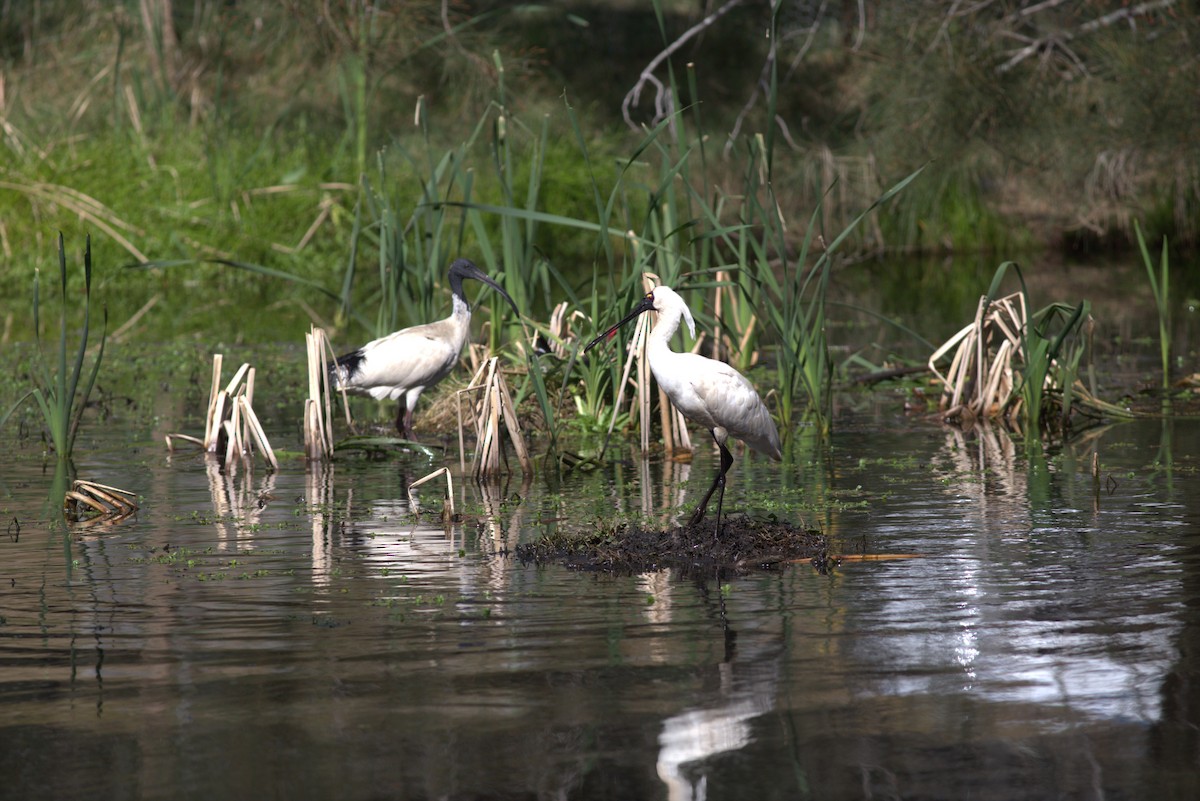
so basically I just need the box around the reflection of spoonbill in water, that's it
[586,285,782,536]
[331,259,520,437]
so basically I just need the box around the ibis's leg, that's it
[393,403,408,437]
[399,387,423,440]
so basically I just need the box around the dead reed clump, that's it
[456,357,532,478]
[929,291,1026,422]
[165,354,278,473]
[64,479,138,527]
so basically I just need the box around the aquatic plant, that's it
[929,261,1130,438]
[1134,220,1171,392]
[23,234,108,463]
[165,355,278,473]
[456,357,533,478]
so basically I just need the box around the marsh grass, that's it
[1134,220,1171,392]
[20,234,108,463]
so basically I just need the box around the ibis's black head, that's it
[584,292,657,353]
[447,259,520,317]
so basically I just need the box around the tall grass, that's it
[733,136,925,439]
[29,234,108,463]
[1134,219,1171,393]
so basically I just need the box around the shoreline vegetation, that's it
[1,1,1196,456]
[2,3,1194,272]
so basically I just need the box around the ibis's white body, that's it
[334,294,470,408]
[332,258,516,436]
[646,287,782,460]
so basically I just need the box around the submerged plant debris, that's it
[516,517,829,577]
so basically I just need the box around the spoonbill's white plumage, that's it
[586,285,781,536]
[332,258,519,437]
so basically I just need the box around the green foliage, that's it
[1134,220,1171,391]
[983,262,1089,438]
[877,162,1017,253]
[9,235,108,462]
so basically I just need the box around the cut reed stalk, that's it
[458,357,532,478]
[304,325,337,461]
[173,355,276,472]
[408,466,456,523]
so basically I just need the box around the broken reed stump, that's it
[166,354,277,473]
[304,325,337,462]
[408,466,457,525]
[456,357,532,478]
[65,479,138,527]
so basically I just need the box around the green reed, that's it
[1134,220,1171,392]
[983,261,1089,437]
[30,234,107,462]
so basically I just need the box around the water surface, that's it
[3,412,1199,800]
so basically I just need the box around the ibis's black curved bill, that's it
[584,294,656,353]
[448,258,521,318]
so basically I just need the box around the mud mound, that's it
[516,517,829,576]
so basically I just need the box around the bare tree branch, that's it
[725,0,827,156]
[1004,0,1073,25]
[441,0,492,78]
[996,0,1178,73]
[1079,0,1176,34]
[622,0,745,130]
[852,0,866,51]
[783,0,828,83]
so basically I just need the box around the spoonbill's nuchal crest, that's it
[332,259,519,437]
[585,285,782,536]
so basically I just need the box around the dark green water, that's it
[2,408,1199,800]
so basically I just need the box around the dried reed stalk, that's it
[929,292,1027,420]
[458,357,533,478]
[547,300,590,358]
[711,270,758,368]
[304,325,337,461]
[408,466,456,523]
[64,479,138,526]
[173,354,276,472]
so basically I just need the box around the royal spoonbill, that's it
[585,285,782,536]
[332,259,519,437]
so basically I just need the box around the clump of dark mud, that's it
[516,517,830,577]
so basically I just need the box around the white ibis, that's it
[332,259,519,437]
[585,285,782,536]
